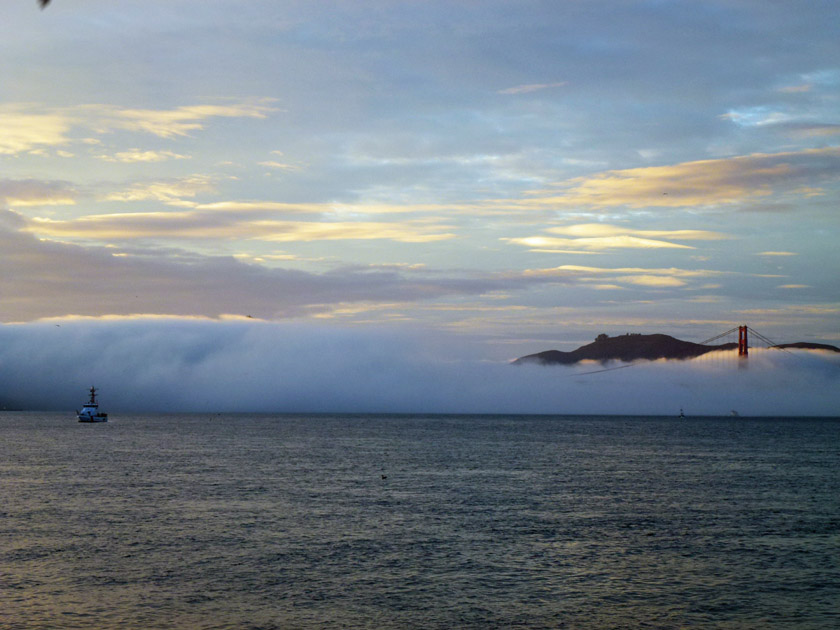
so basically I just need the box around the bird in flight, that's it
[39,0,51,8]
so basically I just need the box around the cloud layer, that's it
[0,209,550,322]
[520,148,840,209]
[1,319,837,416]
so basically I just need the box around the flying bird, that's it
[39,0,51,8]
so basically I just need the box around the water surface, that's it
[2,413,838,629]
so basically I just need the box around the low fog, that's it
[1,319,838,416]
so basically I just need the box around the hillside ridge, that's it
[513,333,840,366]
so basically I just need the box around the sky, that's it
[1,0,838,414]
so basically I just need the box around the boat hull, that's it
[78,414,108,423]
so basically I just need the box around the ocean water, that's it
[1,413,838,629]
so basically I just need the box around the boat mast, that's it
[89,386,97,405]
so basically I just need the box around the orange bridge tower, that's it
[738,325,749,358]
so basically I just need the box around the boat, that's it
[679,408,685,418]
[77,386,108,423]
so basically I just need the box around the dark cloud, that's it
[0,210,562,322]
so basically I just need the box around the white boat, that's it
[77,386,108,423]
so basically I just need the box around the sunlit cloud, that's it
[504,224,730,253]
[194,201,325,214]
[505,235,695,251]
[0,106,72,155]
[590,284,625,290]
[518,147,840,209]
[620,275,687,287]
[100,149,191,163]
[778,284,811,289]
[757,251,798,257]
[233,251,318,264]
[197,200,476,217]
[258,221,455,243]
[686,295,725,303]
[80,102,276,139]
[0,101,276,155]
[522,264,730,291]
[525,265,727,279]
[545,224,730,240]
[104,175,219,205]
[792,186,826,197]
[24,210,456,243]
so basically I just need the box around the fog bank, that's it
[1,319,838,416]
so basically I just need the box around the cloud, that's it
[100,149,191,163]
[0,319,837,415]
[0,101,276,156]
[518,147,840,209]
[524,265,727,279]
[523,264,729,291]
[506,235,695,252]
[737,304,840,317]
[545,224,730,240]
[498,82,568,95]
[504,224,730,253]
[194,200,471,216]
[619,275,687,287]
[103,175,220,204]
[783,124,840,138]
[1,178,78,206]
[756,251,797,257]
[25,210,456,243]
[192,201,326,214]
[258,160,300,171]
[778,84,812,94]
[80,102,276,139]
[0,106,72,155]
[721,108,792,128]
[0,209,542,322]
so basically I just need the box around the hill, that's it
[513,333,839,366]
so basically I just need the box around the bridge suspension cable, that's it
[701,325,797,357]
[699,326,741,346]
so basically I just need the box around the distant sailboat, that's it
[77,386,108,423]
[679,408,685,418]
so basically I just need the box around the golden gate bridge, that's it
[697,324,786,359]
[576,324,802,376]
[692,324,816,369]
